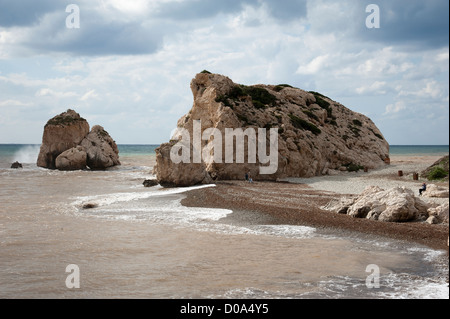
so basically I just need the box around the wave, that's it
[12,145,40,164]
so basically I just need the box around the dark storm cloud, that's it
[263,0,307,22]
[155,0,307,22]
[2,1,164,56]
[29,20,162,56]
[155,0,258,20]
[0,0,70,27]
[358,0,449,49]
[2,0,308,56]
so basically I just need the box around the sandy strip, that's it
[181,155,449,251]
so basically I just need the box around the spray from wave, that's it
[13,145,40,164]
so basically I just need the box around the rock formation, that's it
[154,72,390,187]
[11,161,23,169]
[37,109,89,169]
[55,146,87,171]
[427,203,449,224]
[421,184,449,198]
[80,125,121,170]
[420,155,449,181]
[143,179,159,187]
[323,186,431,223]
[37,109,120,170]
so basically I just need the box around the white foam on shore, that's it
[71,184,215,208]
[211,272,449,299]
[74,192,318,239]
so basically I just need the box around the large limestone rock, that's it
[428,203,449,224]
[154,72,390,187]
[37,110,120,170]
[155,143,213,187]
[80,125,120,170]
[37,109,90,169]
[324,186,431,223]
[55,146,87,171]
[422,184,449,198]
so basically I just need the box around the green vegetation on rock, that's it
[216,84,277,109]
[421,155,449,181]
[289,114,321,135]
[45,114,84,127]
[273,84,294,92]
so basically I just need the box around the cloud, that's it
[0,0,310,57]
[35,88,78,98]
[356,81,387,95]
[0,1,448,145]
[0,0,60,27]
[296,54,329,75]
[80,89,99,101]
[357,0,449,49]
[0,99,32,107]
[384,101,406,116]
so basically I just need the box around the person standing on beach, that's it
[419,183,427,196]
[246,171,253,183]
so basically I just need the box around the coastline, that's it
[181,155,449,252]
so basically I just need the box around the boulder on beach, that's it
[143,179,159,187]
[323,186,431,223]
[11,161,23,169]
[37,109,120,171]
[154,72,390,187]
[421,184,449,198]
[428,203,449,224]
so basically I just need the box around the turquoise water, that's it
[0,144,159,164]
[390,145,449,156]
[0,144,448,164]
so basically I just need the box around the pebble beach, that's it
[182,155,449,251]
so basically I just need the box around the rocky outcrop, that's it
[37,109,120,170]
[421,155,449,181]
[421,184,449,198]
[143,179,159,187]
[11,161,23,169]
[154,72,390,187]
[37,109,89,169]
[55,146,87,171]
[323,186,431,223]
[80,125,120,170]
[427,203,449,224]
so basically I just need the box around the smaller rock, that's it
[143,179,159,187]
[82,203,98,209]
[422,184,449,198]
[81,125,120,170]
[426,216,438,225]
[55,146,87,171]
[11,161,23,169]
[324,186,431,223]
[428,203,449,224]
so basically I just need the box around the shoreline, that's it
[181,155,449,252]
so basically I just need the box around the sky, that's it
[0,0,448,145]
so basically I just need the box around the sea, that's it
[0,144,448,299]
